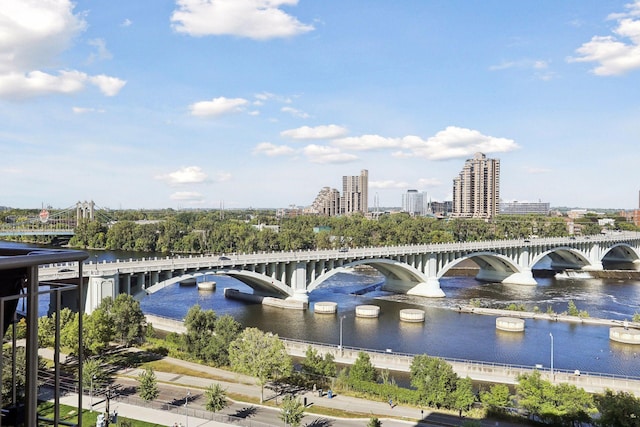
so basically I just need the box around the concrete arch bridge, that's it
[38,233,640,313]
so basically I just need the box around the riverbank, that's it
[144,314,640,397]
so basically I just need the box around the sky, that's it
[1,0,640,211]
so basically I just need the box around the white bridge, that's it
[39,232,640,313]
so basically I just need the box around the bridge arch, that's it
[601,243,640,266]
[530,247,593,270]
[437,251,536,285]
[306,258,429,294]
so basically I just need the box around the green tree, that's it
[228,328,292,403]
[99,294,147,346]
[302,346,337,382]
[452,377,476,414]
[183,305,217,360]
[594,389,640,427]
[567,300,579,316]
[516,370,548,420]
[480,383,512,414]
[367,416,382,427]
[206,314,242,366]
[137,367,159,401]
[410,354,459,409]
[349,352,377,382]
[2,346,45,403]
[84,308,115,355]
[204,383,228,413]
[280,394,305,427]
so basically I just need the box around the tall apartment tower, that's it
[402,189,427,216]
[452,152,500,219]
[341,169,369,215]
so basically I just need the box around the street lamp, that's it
[185,390,190,427]
[549,332,554,379]
[339,315,346,355]
[90,374,96,412]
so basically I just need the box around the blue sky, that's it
[2,0,640,210]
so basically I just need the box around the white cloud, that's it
[303,144,358,164]
[72,107,105,114]
[281,125,349,140]
[87,38,113,63]
[156,166,208,185]
[252,142,295,157]
[121,19,133,27]
[417,178,442,187]
[170,191,204,202]
[569,1,640,75]
[332,134,404,150]
[411,126,519,160]
[214,171,232,182]
[189,96,248,117]
[370,180,410,189]
[330,127,517,160]
[171,0,314,40]
[281,106,310,119]
[89,75,127,96]
[0,0,125,99]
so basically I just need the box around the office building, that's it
[500,201,550,215]
[402,190,427,216]
[452,152,500,219]
[341,169,368,215]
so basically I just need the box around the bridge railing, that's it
[36,232,640,276]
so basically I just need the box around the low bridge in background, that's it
[38,232,640,313]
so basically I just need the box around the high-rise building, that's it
[402,189,427,216]
[452,152,500,219]
[310,187,341,216]
[341,169,368,215]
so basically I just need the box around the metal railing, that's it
[0,245,88,426]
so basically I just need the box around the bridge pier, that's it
[476,268,537,286]
[407,278,446,298]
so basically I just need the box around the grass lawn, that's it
[37,402,165,427]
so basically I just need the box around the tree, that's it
[480,383,512,414]
[280,394,305,427]
[228,328,292,403]
[410,355,458,409]
[452,377,476,414]
[515,370,548,420]
[137,367,159,401]
[82,358,108,391]
[302,346,336,383]
[205,314,242,366]
[183,305,217,360]
[595,389,640,427]
[99,294,147,346]
[349,352,377,382]
[367,416,382,427]
[205,383,228,413]
[2,346,45,403]
[84,308,114,355]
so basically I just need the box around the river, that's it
[4,242,639,378]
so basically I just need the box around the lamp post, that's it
[339,315,346,355]
[549,332,554,379]
[90,374,96,412]
[185,390,190,427]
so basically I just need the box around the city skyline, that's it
[2,1,640,210]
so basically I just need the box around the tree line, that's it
[55,209,634,254]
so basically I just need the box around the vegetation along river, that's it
[8,242,638,379]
